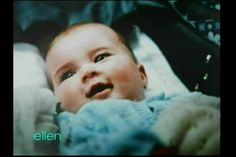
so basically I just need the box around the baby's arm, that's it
[151,93,220,155]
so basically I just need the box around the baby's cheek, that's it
[56,85,75,109]
[109,62,133,82]
[57,83,87,112]
[109,59,140,88]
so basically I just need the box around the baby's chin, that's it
[107,92,145,102]
[63,93,145,113]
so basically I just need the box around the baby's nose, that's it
[80,65,99,83]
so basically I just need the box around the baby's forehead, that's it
[48,23,125,58]
[66,23,119,40]
[49,24,121,51]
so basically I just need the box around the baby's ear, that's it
[137,64,148,88]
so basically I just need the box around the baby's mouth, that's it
[86,83,113,98]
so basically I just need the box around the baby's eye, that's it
[60,71,76,82]
[94,53,111,63]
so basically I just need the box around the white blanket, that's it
[14,87,58,155]
[13,43,58,155]
[151,93,220,155]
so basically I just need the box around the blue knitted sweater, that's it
[57,92,202,155]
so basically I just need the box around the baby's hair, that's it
[47,22,138,63]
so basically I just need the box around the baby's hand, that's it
[151,93,220,155]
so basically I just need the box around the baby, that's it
[46,23,147,113]
[46,23,220,155]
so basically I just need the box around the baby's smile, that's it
[86,82,113,99]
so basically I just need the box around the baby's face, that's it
[46,24,147,113]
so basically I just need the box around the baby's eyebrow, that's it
[88,47,108,56]
[54,62,72,79]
